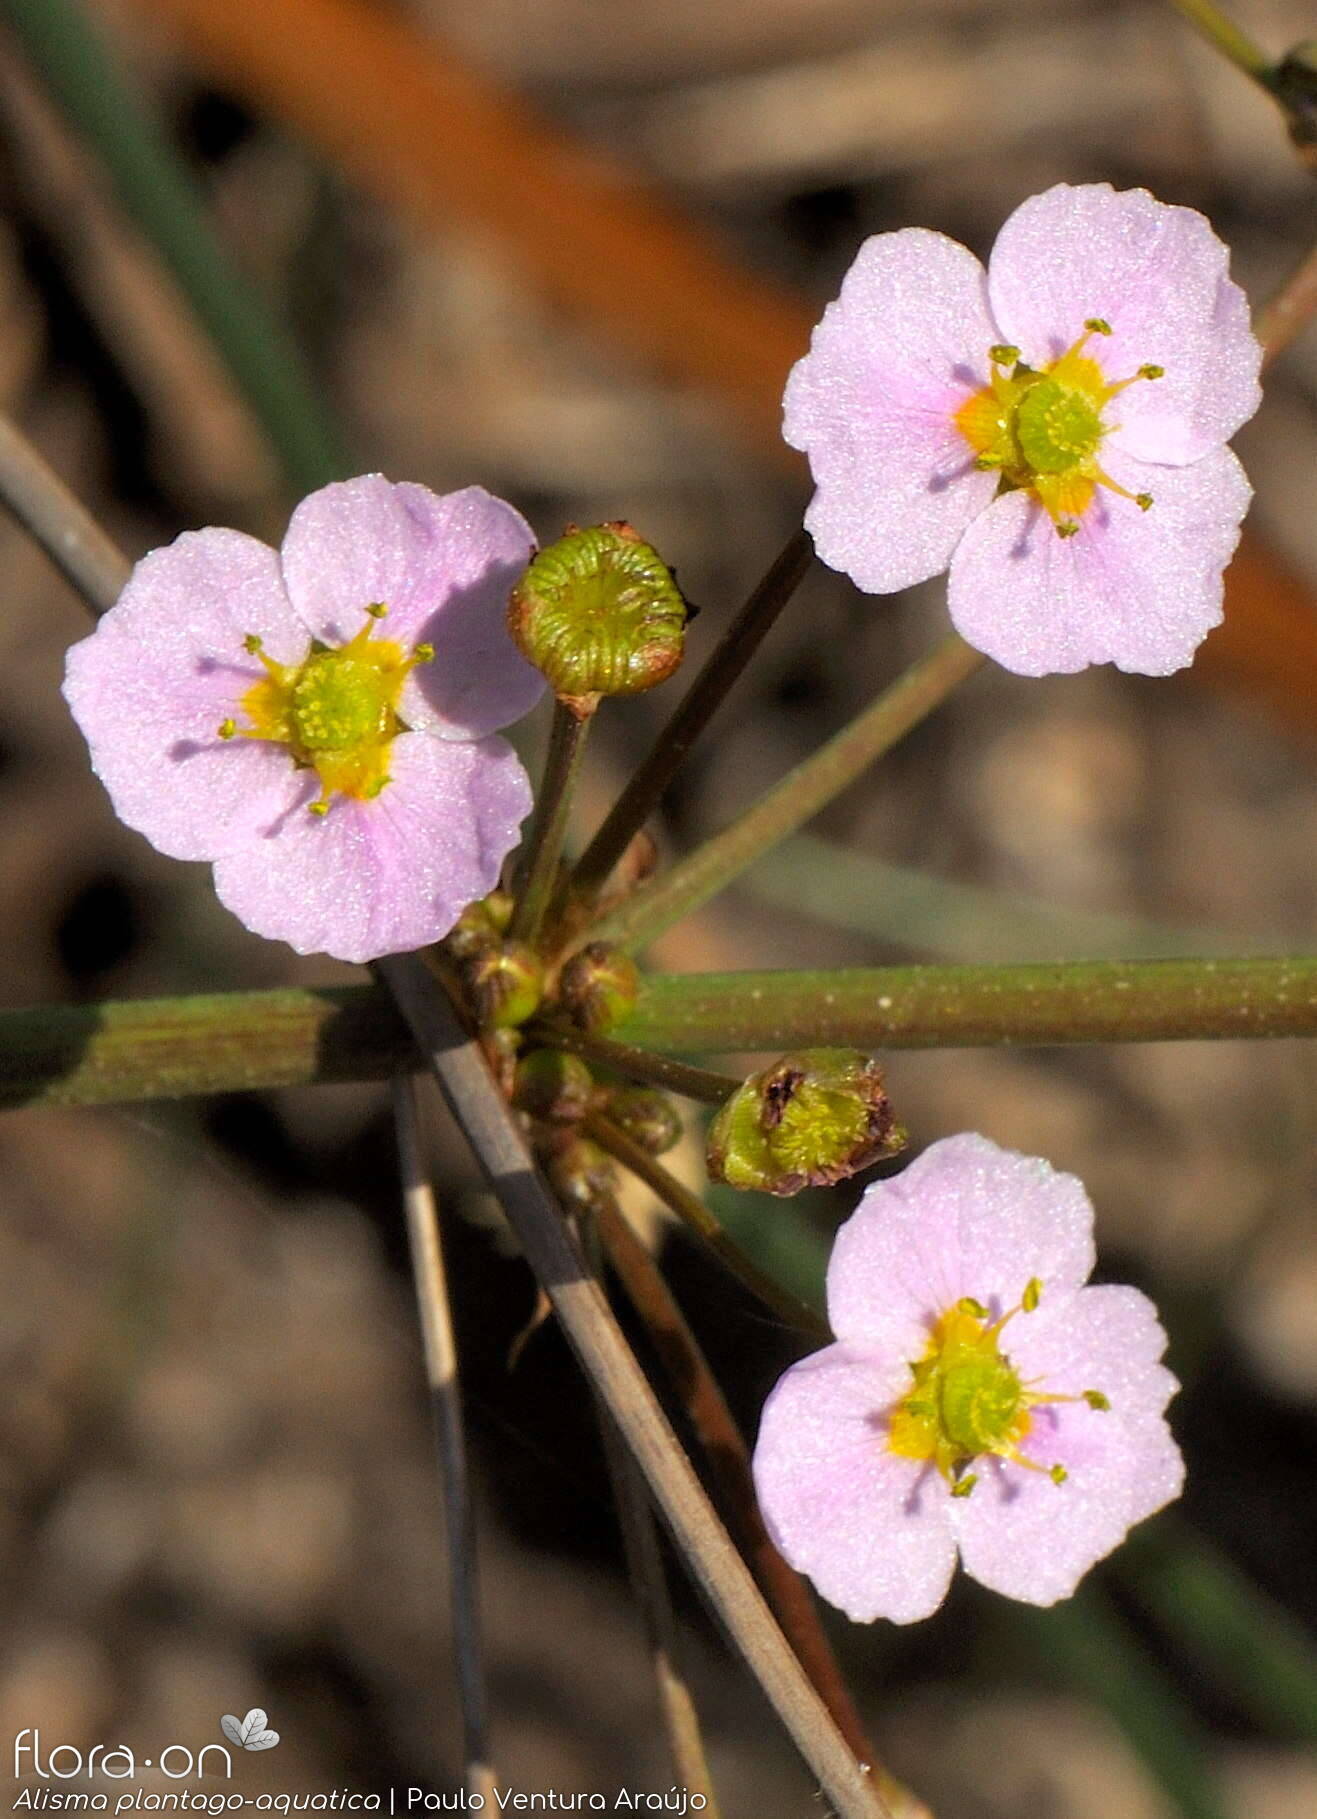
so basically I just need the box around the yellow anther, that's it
[1135,492,1153,512]
[1084,317,1113,335]
[1138,363,1164,380]
[365,602,388,619]
[1056,520,1080,539]
[217,718,237,740]
[1022,1278,1042,1312]
[308,798,331,817]
[950,1474,978,1499]
[958,1296,990,1319]
[243,633,264,654]
[1084,1390,1111,1411]
[989,343,1020,368]
[413,642,435,663]
[1049,1464,1069,1485]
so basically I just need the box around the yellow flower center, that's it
[888,1280,1110,1499]
[218,605,433,814]
[955,320,1164,537]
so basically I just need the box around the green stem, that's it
[612,956,1317,1052]
[1,0,345,494]
[532,1018,737,1104]
[2,956,1313,1108]
[585,633,985,954]
[586,1110,828,1339]
[571,528,813,905]
[0,986,409,1107]
[509,700,591,946]
[1166,0,1276,85]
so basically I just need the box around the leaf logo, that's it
[221,1710,281,1751]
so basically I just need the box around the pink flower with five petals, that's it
[63,476,544,964]
[785,183,1262,675]
[752,1133,1183,1623]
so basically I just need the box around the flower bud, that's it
[513,1049,595,1124]
[605,1086,682,1156]
[546,1137,617,1212]
[507,522,687,716]
[464,939,544,1029]
[706,1049,905,1196]
[445,889,515,961]
[557,941,640,1033]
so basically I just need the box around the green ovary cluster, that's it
[771,1083,870,1176]
[507,522,686,711]
[290,653,394,754]
[222,605,432,813]
[938,1351,1026,1456]
[1015,378,1103,475]
[954,321,1162,536]
[887,1280,1105,1497]
[888,1299,1032,1493]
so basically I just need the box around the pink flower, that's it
[785,183,1261,676]
[752,1133,1183,1623]
[64,476,545,964]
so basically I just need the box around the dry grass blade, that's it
[378,954,893,1819]
[393,1075,497,1805]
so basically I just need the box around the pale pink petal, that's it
[953,1287,1182,1605]
[827,1133,1096,1350]
[784,229,1000,593]
[278,476,543,738]
[752,1344,957,1624]
[988,183,1260,466]
[62,529,308,860]
[212,731,532,963]
[947,446,1250,676]
[1008,1284,1179,1423]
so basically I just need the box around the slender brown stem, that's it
[1257,238,1317,369]
[0,412,130,612]
[571,529,813,905]
[593,1400,722,1811]
[585,634,986,954]
[379,955,891,1819]
[585,1108,827,1341]
[393,1075,496,1803]
[591,1196,890,1783]
[509,699,592,946]
[579,1217,719,1812]
[533,1017,737,1105]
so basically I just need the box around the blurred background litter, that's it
[0,2,1314,1814]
